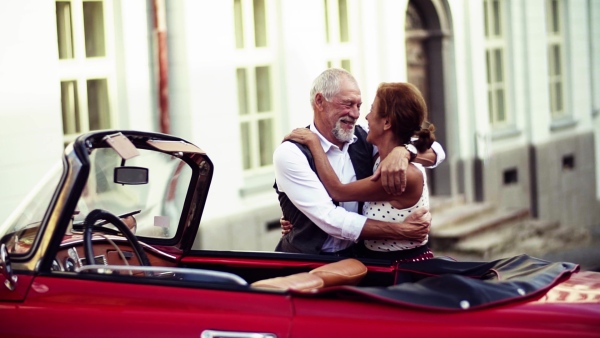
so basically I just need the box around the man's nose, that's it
[349,105,360,119]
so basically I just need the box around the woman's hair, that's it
[375,82,436,152]
[310,68,358,107]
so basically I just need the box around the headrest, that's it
[251,272,324,291]
[309,258,367,287]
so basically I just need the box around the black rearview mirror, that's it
[114,166,149,185]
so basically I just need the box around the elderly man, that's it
[273,68,445,257]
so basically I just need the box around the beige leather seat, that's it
[251,258,367,292]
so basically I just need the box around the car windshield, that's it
[0,163,62,254]
[73,147,192,240]
[0,145,193,255]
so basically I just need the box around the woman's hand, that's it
[371,146,410,195]
[283,128,320,147]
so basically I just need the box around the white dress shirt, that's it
[273,123,445,253]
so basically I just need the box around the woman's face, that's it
[366,96,386,145]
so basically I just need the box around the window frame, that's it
[56,0,118,146]
[483,0,511,128]
[324,0,356,73]
[545,0,568,121]
[233,0,280,178]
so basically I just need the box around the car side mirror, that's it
[114,166,149,185]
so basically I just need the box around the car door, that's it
[1,273,292,337]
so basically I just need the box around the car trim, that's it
[77,264,248,286]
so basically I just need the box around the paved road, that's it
[541,225,600,272]
[542,246,600,272]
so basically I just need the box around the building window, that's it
[87,78,111,130]
[234,0,277,173]
[483,0,509,127]
[546,0,566,119]
[324,0,354,72]
[83,1,106,57]
[56,2,74,59]
[56,0,115,146]
[60,81,79,134]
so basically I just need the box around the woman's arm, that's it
[310,143,389,202]
[284,129,420,203]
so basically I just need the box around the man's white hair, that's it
[309,68,357,107]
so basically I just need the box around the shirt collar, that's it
[309,122,358,153]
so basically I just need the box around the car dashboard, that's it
[53,236,178,273]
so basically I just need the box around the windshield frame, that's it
[4,146,84,271]
[3,130,213,273]
[0,162,63,254]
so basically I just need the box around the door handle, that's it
[200,330,276,338]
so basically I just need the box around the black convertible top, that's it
[302,255,579,311]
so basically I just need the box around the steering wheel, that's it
[83,209,151,267]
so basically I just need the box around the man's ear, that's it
[315,93,325,108]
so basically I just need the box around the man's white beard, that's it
[332,119,356,143]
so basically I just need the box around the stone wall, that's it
[479,131,600,230]
[534,132,600,229]
[482,146,532,211]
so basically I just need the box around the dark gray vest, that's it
[274,126,373,254]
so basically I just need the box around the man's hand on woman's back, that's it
[281,206,431,242]
[280,216,292,236]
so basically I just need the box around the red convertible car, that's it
[1,130,599,337]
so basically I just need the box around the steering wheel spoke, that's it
[82,209,151,269]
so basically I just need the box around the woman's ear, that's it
[383,118,392,131]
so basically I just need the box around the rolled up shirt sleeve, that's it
[370,140,445,168]
[363,123,446,168]
[429,141,446,168]
[273,141,366,242]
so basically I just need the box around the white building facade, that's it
[1,0,599,251]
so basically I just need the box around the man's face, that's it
[316,77,362,147]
